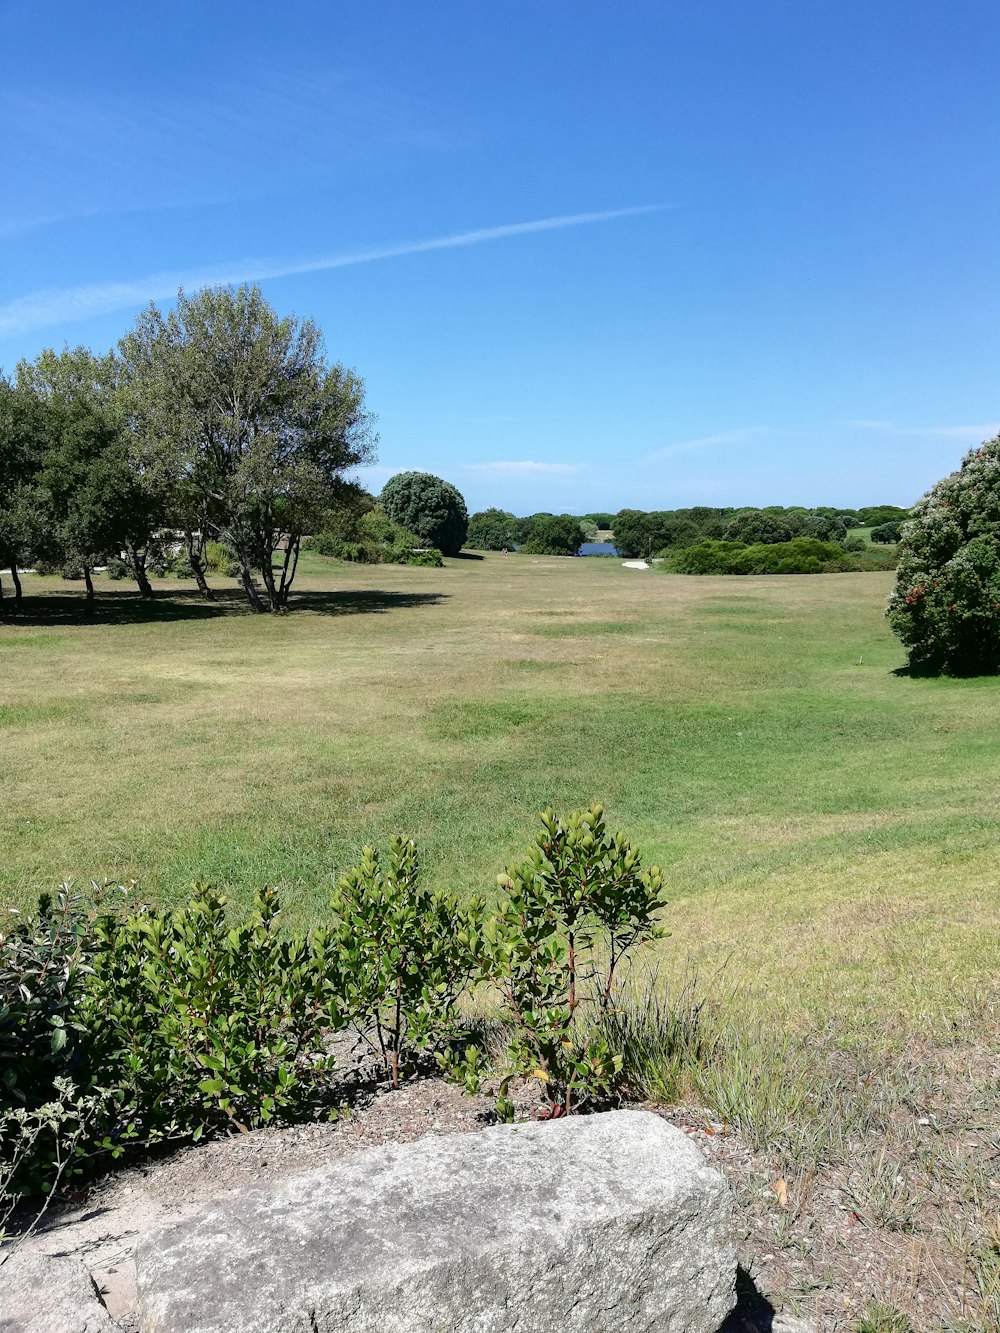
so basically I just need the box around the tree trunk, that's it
[275,537,300,608]
[83,565,95,601]
[185,530,215,601]
[259,555,279,612]
[239,564,265,613]
[10,566,22,609]
[126,543,154,598]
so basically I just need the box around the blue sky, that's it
[2,1,999,514]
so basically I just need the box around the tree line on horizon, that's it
[465,503,911,557]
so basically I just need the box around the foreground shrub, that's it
[85,885,345,1141]
[444,806,666,1120]
[887,436,1000,674]
[0,889,96,1112]
[331,840,485,1087]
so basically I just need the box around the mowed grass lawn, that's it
[2,553,998,1048]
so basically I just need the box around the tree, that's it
[119,285,377,612]
[870,521,902,544]
[18,348,162,601]
[887,437,1000,674]
[466,508,517,551]
[611,509,661,559]
[803,514,847,542]
[379,472,467,557]
[723,510,799,545]
[859,504,910,528]
[0,376,52,609]
[520,514,584,555]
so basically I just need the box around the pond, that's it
[579,541,618,556]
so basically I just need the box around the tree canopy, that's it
[519,514,585,556]
[379,472,468,557]
[118,285,377,611]
[887,437,1000,675]
[466,508,517,551]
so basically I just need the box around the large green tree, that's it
[18,348,163,601]
[466,508,517,551]
[887,438,1000,675]
[119,285,377,612]
[0,376,52,608]
[519,513,584,556]
[379,472,468,557]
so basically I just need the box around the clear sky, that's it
[2,1,998,514]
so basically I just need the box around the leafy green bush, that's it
[331,840,485,1087]
[380,472,468,556]
[670,537,884,575]
[669,540,748,574]
[307,508,440,565]
[467,508,517,551]
[870,521,902,544]
[444,806,666,1120]
[2,809,673,1202]
[723,511,801,545]
[1,890,96,1112]
[104,556,129,580]
[520,514,585,556]
[887,437,1000,674]
[85,885,345,1142]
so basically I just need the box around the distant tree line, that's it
[465,504,911,558]
[0,285,377,613]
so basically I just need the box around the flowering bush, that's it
[887,437,1000,674]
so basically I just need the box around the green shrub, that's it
[391,546,444,568]
[104,556,129,580]
[308,508,436,565]
[670,537,883,575]
[466,508,517,551]
[203,540,238,576]
[0,890,96,1112]
[85,885,345,1142]
[842,534,867,552]
[870,521,902,544]
[887,436,1000,674]
[520,514,585,556]
[444,806,666,1120]
[669,540,748,574]
[331,840,485,1087]
[380,472,468,556]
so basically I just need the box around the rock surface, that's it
[0,1249,118,1333]
[136,1109,736,1333]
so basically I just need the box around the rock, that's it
[136,1109,735,1333]
[0,1249,119,1333]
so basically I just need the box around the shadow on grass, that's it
[891,660,998,679]
[0,588,449,627]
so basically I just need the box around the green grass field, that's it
[4,553,998,1322]
[2,553,997,1045]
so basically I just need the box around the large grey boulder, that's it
[137,1110,735,1333]
[0,1249,118,1333]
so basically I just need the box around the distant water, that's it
[579,541,618,556]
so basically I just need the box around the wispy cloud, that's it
[465,460,582,476]
[844,419,1000,439]
[640,427,766,463]
[0,206,660,339]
